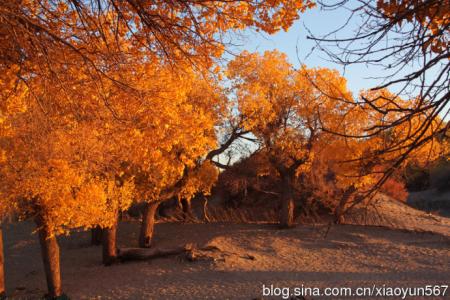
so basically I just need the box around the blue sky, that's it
[234,6,373,96]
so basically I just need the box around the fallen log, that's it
[118,244,193,262]
[186,244,256,262]
[114,243,256,264]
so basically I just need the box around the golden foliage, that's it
[0,47,223,236]
[377,0,449,53]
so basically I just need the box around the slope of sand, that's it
[3,197,450,299]
[344,194,450,237]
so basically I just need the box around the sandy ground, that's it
[3,197,450,299]
[344,194,450,237]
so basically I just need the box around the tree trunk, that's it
[0,226,5,298]
[35,218,62,298]
[334,185,357,224]
[202,197,210,223]
[180,198,193,221]
[102,212,118,266]
[139,202,159,248]
[280,193,295,228]
[280,176,295,228]
[91,226,103,246]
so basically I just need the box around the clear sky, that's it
[233,6,373,96]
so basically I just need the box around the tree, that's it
[0,65,27,299]
[307,0,449,191]
[0,52,140,294]
[318,88,448,220]
[226,50,447,224]
[0,105,136,296]
[227,50,356,227]
[118,66,223,248]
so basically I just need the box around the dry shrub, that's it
[216,151,280,206]
[380,178,409,202]
[213,151,342,223]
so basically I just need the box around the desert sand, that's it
[3,197,450,299]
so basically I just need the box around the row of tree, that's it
[1,1,316,298]
[1,48,446,298]
[0,0,448,298]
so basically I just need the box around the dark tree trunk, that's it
[0,226,5,298]
[280,191,295,228]
[280,175,295,228]
[35,218,62,298]
[334,185,357,224]
[91,226,103,246]
[139,202,159,248]
[180,198,193,221]
[102,225,117,266]
[102,212,118,266]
